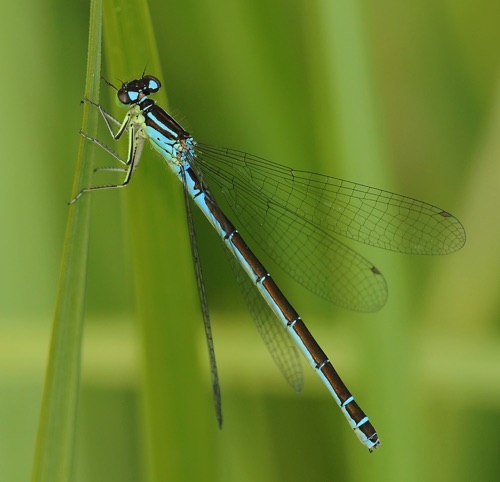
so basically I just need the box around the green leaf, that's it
[31,1,103,481]
[101,0,218,481]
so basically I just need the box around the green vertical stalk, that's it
[31,1,103,481]
[102,0,218,481]
[317,0,420,474]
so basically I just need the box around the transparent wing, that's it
[182,173,223,427]
[193,144,465,311]
[224,248,303,391]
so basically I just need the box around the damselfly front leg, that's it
[68,98,145,205]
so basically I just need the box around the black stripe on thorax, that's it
[141,99,191,142]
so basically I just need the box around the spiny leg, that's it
[83,96,130,140]
[68,123,142,205]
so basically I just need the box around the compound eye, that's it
[118,88,139,104]
[144,75,161,93]
[117,89,129,104]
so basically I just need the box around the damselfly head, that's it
[117,75,161,105]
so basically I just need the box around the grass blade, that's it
[101,0,218,480]
[31,1,103,481]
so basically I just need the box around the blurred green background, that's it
[1,0,499,481]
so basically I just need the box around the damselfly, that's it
[70,75,465,452]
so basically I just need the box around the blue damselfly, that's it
[70,75,465,451]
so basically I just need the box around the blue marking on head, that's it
[148,79,159,90]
